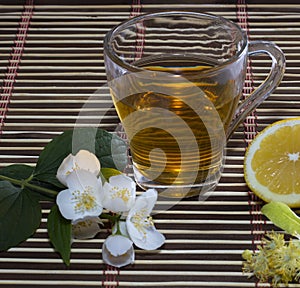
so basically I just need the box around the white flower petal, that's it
[72,217,102,239]
[56,150,100,186]
[126,189,157,222]
[56,154,75,186]
[66,169,102,201]
[102,174,136,213]
[109,174,135,190]
[57,170,103,222]
[133,189,157,215]
[102,235,134,268]
[126,219,144,241]
[74,150,101,176]
[105,235,133,256]
[126,189,165,250]
[131,225,165,250]
[56,189,77,220]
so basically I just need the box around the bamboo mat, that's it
[0,1,299,287]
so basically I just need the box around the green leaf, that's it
[34,128,127,187]
[27,180,59,201]
[34,130,73,188]
[0,164,34,180]
[261,202,300,237]
[0,165,58,201]
[0,181,42,251]
[72,128,128,170]
[47,204,72,266]
[101,167,122,182]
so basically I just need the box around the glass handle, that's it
[227,41,286,139]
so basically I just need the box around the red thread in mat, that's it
[130,0,142,18]
[236,0,266,283]
[102,265,120,288]
[130,0,144,62]
[0,0,34,135]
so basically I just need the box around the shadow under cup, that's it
[103,11,285,199]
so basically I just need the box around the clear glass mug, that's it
[103,11,285,199]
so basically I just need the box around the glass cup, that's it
[103,11,285,199]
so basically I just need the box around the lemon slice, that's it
[244,117,300,207]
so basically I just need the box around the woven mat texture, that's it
[0,1,299,287]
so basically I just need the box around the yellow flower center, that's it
[66,162,80,176]
[72,186,97,214]
[131,208,154,239]
[111,186,130,203]
[72,219,93,234]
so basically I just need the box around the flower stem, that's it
[101,213,121,224]
[0,174,58,197]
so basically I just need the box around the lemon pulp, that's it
[244,118,300,207]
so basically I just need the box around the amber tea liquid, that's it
[111,55,240,192]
